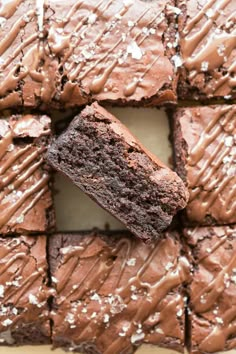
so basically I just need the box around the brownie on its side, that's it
[171,105,236,226]
[0,114,54,235]
[44,0,178,107]
[0,235,51,345]
[184,225,236,354]
[49,230,190,353]
[177,0,236,101]
[48,103,188,243]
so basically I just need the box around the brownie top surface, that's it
[176,105,236,225]
[0,114,52,234]
[0,235,50,337]
[49,230,190,352]
[178,0,236,98]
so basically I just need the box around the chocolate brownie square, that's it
[0,114,54,235]
[49,230,190,353]
[48,103,188,243]
[170,105,236,226]
[0,235,51,345]
[177,0,236,101]
[45,0,178,107]
[0,0,46,109]
[184,225,236,353]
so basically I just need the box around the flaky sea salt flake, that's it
[127,41,142,60]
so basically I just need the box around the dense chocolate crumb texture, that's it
[0,114,53,234]
[48,103,189,242]
[178,0,236,100]
[0,235,51,345]
[173,104,236,226]
[0,0,178,108]
[50,231,190,353]
[185,225,236,354]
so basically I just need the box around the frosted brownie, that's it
[177,0,236,100]
[184,225,236,353]
[0,0,47,109]
[44,0,178,107]
[47,103,188,243]
[0,235,51,345]
[171,105,236,225]
[49,230,190,353]
[0,114,54,235]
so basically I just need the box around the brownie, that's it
[42,0,179,107]
[184,225,236,353]
[0,0,46,109]
[177,0,236,101]
[0,114,54,235]
[49,230,190,353]
[48,103,188,243]
[0,235,51,345]
[170,105,236,226]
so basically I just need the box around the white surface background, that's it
[0,108,234,354]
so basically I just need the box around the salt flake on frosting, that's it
[172,55,183,68]
[201,61,209,72]
[131,332,145,343]
[29,294,38,305]
[0,285,4,298]
[126,258,136,266]
[123,0,134,7]
[2,319,13,327]
[88,14,97,24]
[206,8,214,18]
[127,41,143,60]
[225,136,234,147]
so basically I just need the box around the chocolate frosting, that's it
[185,225,236,353]
[50,230,190,353]
[177,105,236,225]
[0,114,53,234]
[0,235,51,345]
[179,0,236,99]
